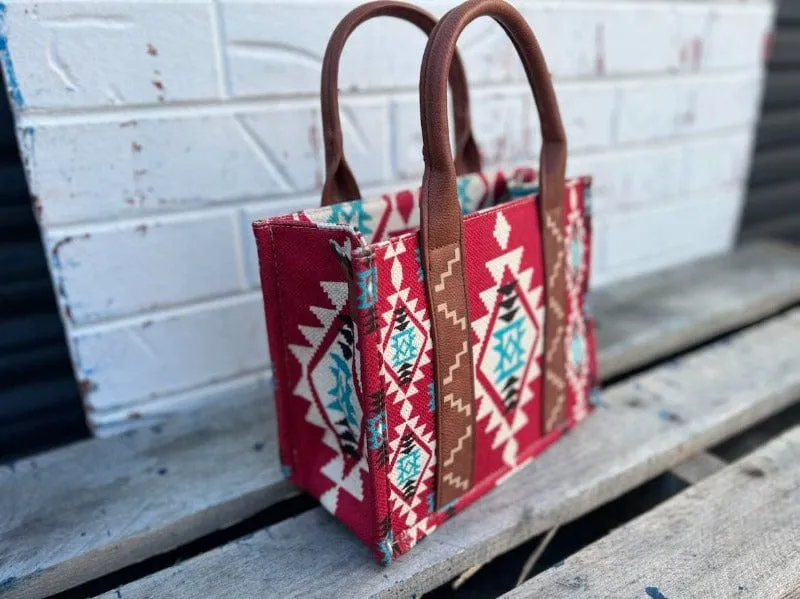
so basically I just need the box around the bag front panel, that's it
[364,176,597,561]
[253,221,375,546]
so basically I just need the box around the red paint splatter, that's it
[64,305,74,322]
[152,80,164,91]
[131,141,142,153]
[522,127,534,155]
[762,31,773,63]
[594,23,606,75]
[31,194,43,219]
[308,119,321,155]
[147,43,158,56]
[308,116,323,189]
[691,38,703,71]
[493,136,507,164]
[78,379,95,397]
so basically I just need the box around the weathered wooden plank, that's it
[97,308,800,599]
[592,242,800,379]
[505,426,800,599]
[2,243,799,599]
[669,451,727,485]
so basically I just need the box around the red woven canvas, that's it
[252,167,598,563]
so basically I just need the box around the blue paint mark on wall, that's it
[645,586,668,599]
[0,4,25,108]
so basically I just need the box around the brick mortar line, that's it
[14,68,765,127]
[69,289,263,338]
[41,123,756,235]
[87,368,272,425]
[63,191,743,337]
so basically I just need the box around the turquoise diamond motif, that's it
[390,327,417,369]
[395,445,422,489]
[329,199,373,235]
[569,333,586,368]
[391,430,432,501]
[569,237,583,272]
[327,353,357,431]
[385,305,426,388]
[367,413,386,450]
[356,266,377,309]
[492,317,527,385]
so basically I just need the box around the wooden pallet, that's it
[505,425,800,598]
[2,242,800,599]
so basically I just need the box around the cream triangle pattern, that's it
[289,280,368,515]
[379,237,438,532]
[473,238,545,467]
[565,184,591,423]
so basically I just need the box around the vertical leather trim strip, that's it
[418,0,570,500]
[426,241,475,507]
[542,199,567,432]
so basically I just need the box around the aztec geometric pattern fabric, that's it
[252,166,598,564]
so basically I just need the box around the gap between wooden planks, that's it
[1,242,799,599]
[504,425,800,599]
[98,306,800,599]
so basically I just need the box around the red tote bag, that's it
[252,0,599,564]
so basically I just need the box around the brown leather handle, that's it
[320,0,482,206]
[419,0,569,508]
[419,0,567,249]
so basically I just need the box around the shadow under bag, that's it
[252,0,599,564]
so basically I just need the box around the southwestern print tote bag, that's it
[252,0,598,564]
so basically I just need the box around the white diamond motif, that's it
[493,211,511,250]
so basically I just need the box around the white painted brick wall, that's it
[0,0,774,433]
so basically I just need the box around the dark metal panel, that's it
[778,0,800,23]
[756,108,800,148]
[740,1,800,244]
[740,180,800,227]
[0,90,88,461]
[748,145,799,187]
[771,29,800,67]
[763,73,800,109]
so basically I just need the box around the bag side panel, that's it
[369,234,439,558]
[564,177,600,426]
[351,249,396,564]
[252,222,294,480]
[253,221,374,546]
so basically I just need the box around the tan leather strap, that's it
[419,0,568,507]
[320,0,482,206]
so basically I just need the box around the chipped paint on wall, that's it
[0,3,24,108]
